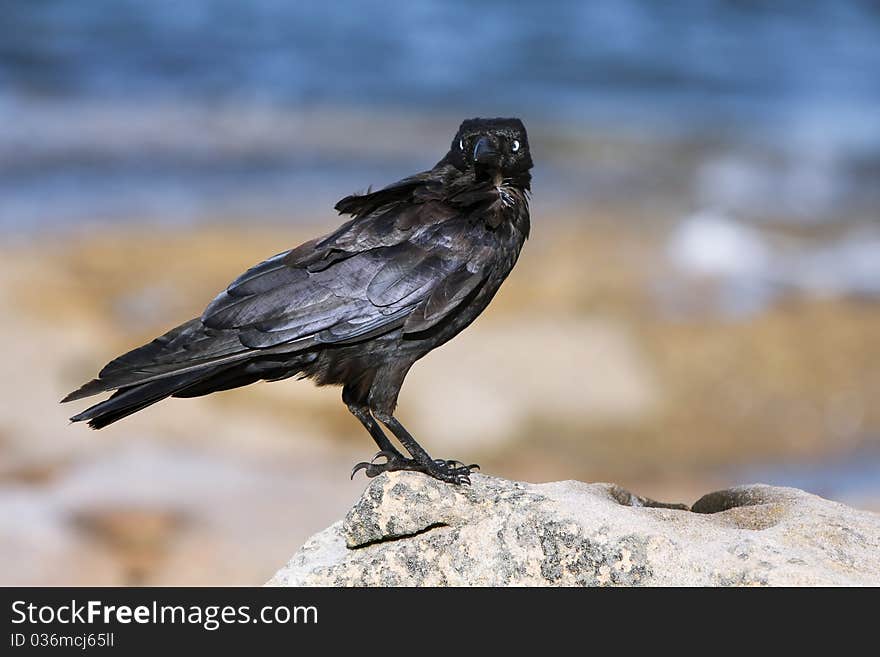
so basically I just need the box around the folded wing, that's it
[65,192,491,401]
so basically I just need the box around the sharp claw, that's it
[468,463,480,471]
[352,451,401,479]
[371,450,396,464]
[351,462,370,480]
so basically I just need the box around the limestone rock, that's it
[267,472,880,586]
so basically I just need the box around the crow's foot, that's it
[350,451,402,479]
[351,451,478,485]
[430,458,479,485]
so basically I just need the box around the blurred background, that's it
[2,0,879,585]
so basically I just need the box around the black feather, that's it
[70,368,217,429]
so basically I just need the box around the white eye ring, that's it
[459,139,465,150]
[512,139,520,152]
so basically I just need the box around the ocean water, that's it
[733,446,880,512]
[1,0,879,229]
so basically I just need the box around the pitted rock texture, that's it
[267,472,880,586]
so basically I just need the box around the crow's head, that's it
[441,118,532,184]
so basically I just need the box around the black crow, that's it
[63,117,533,485]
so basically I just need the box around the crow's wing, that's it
[403,262,487,333]
[203,226,488,348]
[201,177,490,347]
[64,178,491,401]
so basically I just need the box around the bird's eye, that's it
[459,139,465,150]
[511,139,520,152]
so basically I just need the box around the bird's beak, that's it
[472,137,500,168]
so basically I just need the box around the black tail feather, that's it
[66,353,312,429]
[61,378,111,403]
[69,369,217,429]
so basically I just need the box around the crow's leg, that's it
[349,363,478,485]
[343,385,407,473]
[345,401,402,457]
[370,411,478,485]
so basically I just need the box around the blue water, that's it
[2,0,879,229]
[734,447,880,510]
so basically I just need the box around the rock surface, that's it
[267,472,880,586]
